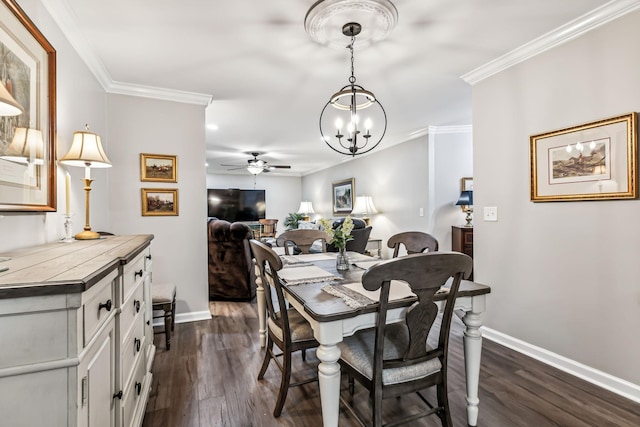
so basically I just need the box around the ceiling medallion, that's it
[304,0,398,49]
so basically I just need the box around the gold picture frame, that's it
[141,188,178,216]
[0,0,56,211]
[140,153,177,182]
[530,113,637,202]
[332,178,354,215]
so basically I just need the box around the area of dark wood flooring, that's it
[143,301,640,426]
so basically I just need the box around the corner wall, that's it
[107,94,209,321]
[473,10,640,389]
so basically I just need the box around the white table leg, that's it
[316,343,341,427]
[462,309,483,426]
[255,271,266,347]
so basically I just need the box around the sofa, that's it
[207,219,256,300]
[326,217,372,254]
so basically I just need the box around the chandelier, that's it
[319,22,387,156]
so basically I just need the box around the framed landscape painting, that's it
[140,153,177,182]
[0,0,56,211]
[141,188,178,216]
[332,178,354,215]
[530,113,637,202]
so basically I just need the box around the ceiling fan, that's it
[221,152,291,175]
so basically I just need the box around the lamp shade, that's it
[0,82,23,116]
[0,128,44,164]
[456,190,473,206]
[297,201,315,214]
[60,130,112,168]
[351,195,378,215]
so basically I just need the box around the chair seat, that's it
[268,308,316,343]
[152,282,176,304]
[338,323,441,385]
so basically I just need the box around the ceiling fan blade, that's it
[220,163,244,167]
[268,165,291,169]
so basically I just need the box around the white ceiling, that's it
[52,0,615,175]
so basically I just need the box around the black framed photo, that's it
[332,178,354,215]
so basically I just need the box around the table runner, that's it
[279,264,341,286]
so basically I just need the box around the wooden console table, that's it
[452,225,473,279]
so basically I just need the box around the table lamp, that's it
[0,128,44,177]
[297,201,315,221]
[351,195,378,226]
[456,190,473,227]
[60,126,112,240]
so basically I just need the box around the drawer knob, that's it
[98,299,112,313]
[135,382,142,396]
[134,299,141,313]
[134,337,141,352]
[134,269,143,279]
[145,254,152,260]
[113,390,123,400]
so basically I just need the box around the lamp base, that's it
[362,216,371,226]
[302,215,310,221]
[74,230,100,240]
[464,211,473,227]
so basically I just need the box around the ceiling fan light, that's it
[247,165,263,175]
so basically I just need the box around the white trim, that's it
[462,0,640,85]
[482,326,640,404]
[108,81,212,105]
[153,310,212,327]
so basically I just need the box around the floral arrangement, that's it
[319,215,354,251]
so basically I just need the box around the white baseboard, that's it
[152,310,211,327]
[482,327,640,404]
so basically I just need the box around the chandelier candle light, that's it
[319,22,387,156]
[60,125,112,240]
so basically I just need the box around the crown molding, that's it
[462,0,640,85]
[45,0,212,106]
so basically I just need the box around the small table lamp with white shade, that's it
[59,126,112,240]
[351,195,378,226]
[297,201,315,221]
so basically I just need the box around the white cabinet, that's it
[0,235,155,427]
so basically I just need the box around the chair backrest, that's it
[362,252,472,386]
[327,225,372,254]
[259,218,278,238]
[249,239,292,342]
[387,231,439,258]
[276,229,329,255]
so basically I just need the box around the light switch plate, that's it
[484,206,498,221]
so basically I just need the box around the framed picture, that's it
[0,0,56,211]
[140,153,177,182]
[332,178,354,215]
[530,113,637,202]
[461,177,473,192]
[141,188,179,216]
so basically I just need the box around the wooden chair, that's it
[337,252,472,427]
[249,239,319,417]
[152,283,176,350]
[387,231,439,257]
[276,229,329,255]
[259,218,278,238]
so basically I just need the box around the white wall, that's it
[206,173,301,234]
[473,10,640,388]
[302,134,472,257]
[0,0,108,252]
[107,94,209,320]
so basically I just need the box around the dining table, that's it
[255,250,491,427]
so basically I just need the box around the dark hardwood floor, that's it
[143,301,640,426]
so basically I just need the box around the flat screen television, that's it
[207,188,266,222]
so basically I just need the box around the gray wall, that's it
[302,133,472,258]
[107,94,209,320]
[473,10,640,387]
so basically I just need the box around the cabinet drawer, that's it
[121,313,145,387]
[464,232,473,245]
[143,246,152,271]
[120,283,144,340]
[121,355,148,427]
[83,270,117,346]
[122,253,146,303]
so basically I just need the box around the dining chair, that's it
[276,229,329,255]
[337,251,472,427]
[249,239,319,417]
[387,231,439,257]
[259,218,278,239]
